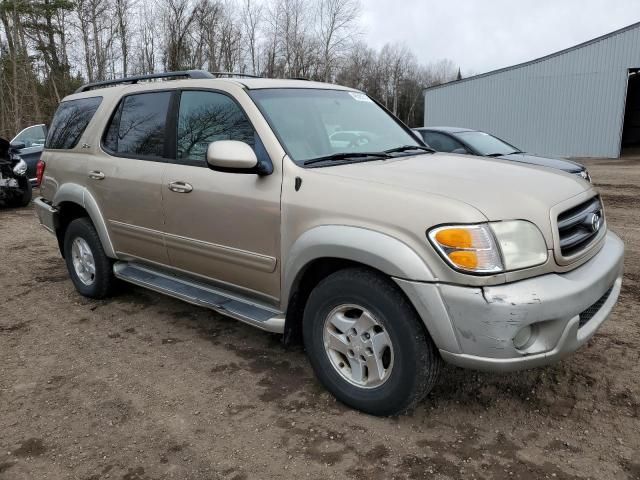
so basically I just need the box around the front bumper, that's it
[395,231,624,372]
[34,196,59,233]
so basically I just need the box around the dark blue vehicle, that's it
[414,126,591,182]
[11,124,47,185]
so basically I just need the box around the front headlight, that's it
[428,221,548,274]
[12,159,28,176]
[578,170,592,183]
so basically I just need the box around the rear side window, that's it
[46,97,102,149]
[104,91,172,159]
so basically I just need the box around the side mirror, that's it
[10,141,26,150]
[206,140,258,172]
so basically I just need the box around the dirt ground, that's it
[1,157,639,480]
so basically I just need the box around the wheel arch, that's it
[53,183,116,258]
[282,226,436,344]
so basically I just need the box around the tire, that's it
[63,217,115,299]
[303,267,442,416]
[10,177,32,207]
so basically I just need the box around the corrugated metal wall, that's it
[424,23,640,158]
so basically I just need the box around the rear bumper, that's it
[34,196,59,233]
[395,231,624,372]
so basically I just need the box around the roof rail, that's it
[210,71,262,78]
[74,70,214,93]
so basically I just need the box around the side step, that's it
[113,262,285,333]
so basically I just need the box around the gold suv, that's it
[34,71,624,416]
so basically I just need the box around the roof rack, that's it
[75,70,214,93]
[210,71,262,78]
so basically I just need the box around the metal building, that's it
[423,22,640,158]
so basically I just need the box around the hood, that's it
[498,153,584,173]
[311,152,594,245]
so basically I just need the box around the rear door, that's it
[161,89,282,301]
[85,90,172,266]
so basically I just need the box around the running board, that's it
[113,262,285,333]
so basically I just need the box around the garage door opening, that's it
[621,69,640,155]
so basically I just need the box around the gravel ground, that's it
[1,156,639,480]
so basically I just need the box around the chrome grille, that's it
[557,196,603,257]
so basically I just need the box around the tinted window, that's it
[46,97,102,149]
[104,92,172,158]
[421,131,466,153]
[177,91,255,164]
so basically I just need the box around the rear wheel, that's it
[63,218,115,299]
[303,268,441,416]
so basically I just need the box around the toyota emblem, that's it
[590,212,602,232]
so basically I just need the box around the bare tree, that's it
[241,0,261,74]
[114,0,131,76]
[316,0,359,81]
[138,2,157,74]
[75,0,114,82]
[0,0,461,137]
[162,0,198,71]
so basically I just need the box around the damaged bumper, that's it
[395,231,624,372]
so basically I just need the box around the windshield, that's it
[249,89,422,164]
[457,131,520,156]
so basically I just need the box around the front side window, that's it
[46,97,102,150]
[104,91,172,159]
[13,125,47,148]
[177,91,255,164]
[422,131,466,153]
[456,131,520,156]
[249,89,421,164]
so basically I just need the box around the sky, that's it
[359,0,640,75]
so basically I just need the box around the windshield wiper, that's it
[384,145,435,154]
[303,151,392,166]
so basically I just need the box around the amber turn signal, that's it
[448,250,478,269]
[434,228,473,249]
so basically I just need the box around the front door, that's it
[161,90,281,302]
[86,90,173,265]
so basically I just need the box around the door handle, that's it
[88,170,105,180]
[168,181,193,193]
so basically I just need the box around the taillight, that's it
[36,160,46,186]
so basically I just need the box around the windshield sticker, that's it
[349,92,373,102]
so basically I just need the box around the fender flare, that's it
[53,183,116,258]
[283,225,435,303]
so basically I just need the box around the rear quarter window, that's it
[46,97,102,150]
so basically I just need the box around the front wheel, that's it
[303,268,441,416]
